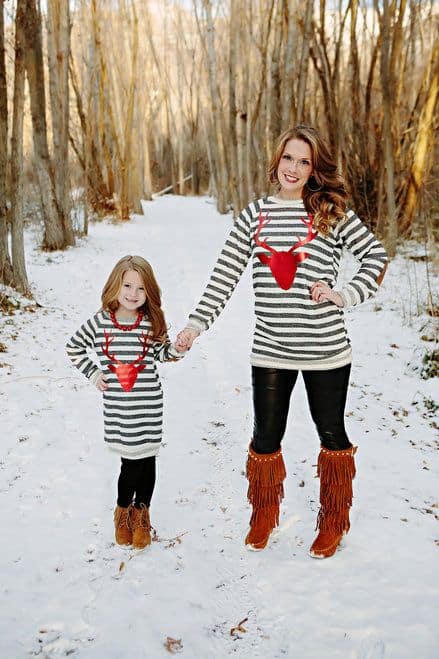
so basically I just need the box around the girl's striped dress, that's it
[187,197,387,370]
[66,311,182,458]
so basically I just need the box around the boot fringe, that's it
[315,446,357,534]
[249,504,281,530]
[245,444,287,549]
[317,446,356,483]
[317,509,351,534]
[246,445,286,510]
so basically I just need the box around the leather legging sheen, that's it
[117,456,156,508]
[252,365,353,454]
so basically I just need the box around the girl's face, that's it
[276,138,313,199]
[117,269,147,316]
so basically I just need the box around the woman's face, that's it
[276,138,313,200]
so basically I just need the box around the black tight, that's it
[117,456,156,508]
[252,365,352,454]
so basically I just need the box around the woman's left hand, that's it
[310,281,344,307]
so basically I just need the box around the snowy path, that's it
[0,196,437,659]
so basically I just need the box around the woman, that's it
[176,125,387,558]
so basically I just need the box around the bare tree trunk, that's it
[175,8,186,196]
[251,0,276,193]
[119,4,138,220]
[22,0,74,250]
[399,41,439,234]
[309,0,350,160]
[235,0,253,206]
[281,0,297,129]
[296,0,313,123]
[92,1,117,200]
[378,0,397,256]
[389,0,407,152]
[199,0,228,213]
[268,0,283,145]
[69,57,114,212]
[10,0,30,294]
[47,0,73,238]
[0,0,14,286]
[228,0,240,214]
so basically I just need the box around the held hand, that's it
[310,281,344,307]
[175,327,200,351]
[172,341,187,354]
[95,372,108,392]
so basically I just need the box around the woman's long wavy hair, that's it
[101,255,167,341]
[267,125,348,235]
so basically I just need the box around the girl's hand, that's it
[310,281,344,307]
[175,327,200,351]
[95,373,108,391]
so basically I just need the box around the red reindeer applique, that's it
[102,331,150,392]
[254,211,318,290]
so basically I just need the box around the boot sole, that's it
[246,540,269,552]
[309,538,342,559]
[245,526,281,551]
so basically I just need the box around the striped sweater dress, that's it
[187,197,387,370]
[66,311,182,458]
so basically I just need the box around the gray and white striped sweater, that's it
[66,311,182,459]
[187,197,387,370]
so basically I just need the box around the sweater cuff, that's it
[89,368,101,385]
[168,344,186,359]
[338,290,350,308]
[338,286,358,308]
[186,318,205,333]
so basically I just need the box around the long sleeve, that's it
[151,336,185,363]
[187,205,253,332]
[336,210,388,308]
[66,315,101,383]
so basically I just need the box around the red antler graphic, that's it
[254,211,317,290]
[102,331,150,392]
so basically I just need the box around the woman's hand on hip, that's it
[175,327,200,351]
[310,281,344,307]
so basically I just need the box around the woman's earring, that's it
[306,176,323,192]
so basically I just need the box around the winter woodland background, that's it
[0,1,438,658]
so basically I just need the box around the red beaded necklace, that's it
[110,310,143,331]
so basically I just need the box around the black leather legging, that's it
[252,365,353,454]
[117,456,156,508]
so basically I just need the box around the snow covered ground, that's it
[0,196,437,659]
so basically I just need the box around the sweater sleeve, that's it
[66,315,101,384]
[187,205,253,332]
[151,336,185,363]
[336,210,388,308]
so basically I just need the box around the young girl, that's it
[66,255,185,550]
[177,125,387,558]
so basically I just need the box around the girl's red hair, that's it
[101,255,167,341]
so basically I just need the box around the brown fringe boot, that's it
[131,503,152,550]
[114,504,133,546]
[245,445,287,551]
[310,446,357,559]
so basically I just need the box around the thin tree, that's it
[21,0,74,250]
[47,0,71,231]
[0,0,14,286]
[399,41,439,234]
[377,0,398,256]
[9,0,30,293]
